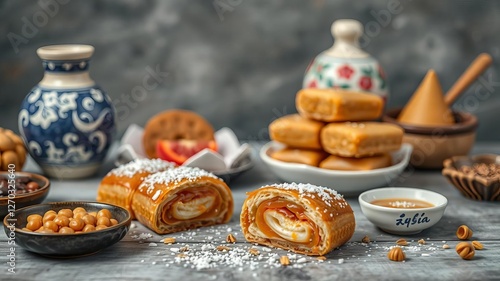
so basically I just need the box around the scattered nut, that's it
[226,233,237,243]
[471,241,484,250]
[280,255,290,266]
[216,245,230,251]
[179,246,189,252]
[316,256,327,261]
[456,225,473,240]
[176,253,187,258]
[442,244,450,249]
[361,235,370,243]
[456,242,475,260]
[396,238,408,246]
[163,237,176,244]
[418,239,426,245]
[249,248,260,256]
[387,246,405,262]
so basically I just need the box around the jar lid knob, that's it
[325,19,369,58]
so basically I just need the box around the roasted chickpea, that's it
[69,218,85,231]
[82,214,96,226]
[53,215,70,228]
[110,219,118,226]
[34,226,44,232]
[22,227,33,232]
[82,224,96,232]
[44,210,56,216]
[26,219,43,231]
[44,220,59,232]
[97,209,112,219]
[97,216,110,227]
[73,207,87,214]
[27,214,43,223]
[73,212,88,220]
[58,209,73,218]
[43,212,57,224]
[59,227,75,234]
[88,211,97,217]
[37,228,55,234]
[95,225,108,231]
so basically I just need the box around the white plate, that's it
[260,142,413,196]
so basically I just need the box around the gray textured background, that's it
[1,0,499,142]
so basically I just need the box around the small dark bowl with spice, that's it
[0,171,50,218]
[442,154,500,201]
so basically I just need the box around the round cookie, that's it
[142,110,215,158]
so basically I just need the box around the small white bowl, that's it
[359,187,448,235]
[260,141,412,196]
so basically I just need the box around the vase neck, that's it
[39,71,95,89]
[42,59,90,73]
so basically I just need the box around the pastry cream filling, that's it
[264,209,313,243]
[172,196,216,220]
[162,187,221,224]
[255,198,320,247]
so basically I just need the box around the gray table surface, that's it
[2,142,500,281]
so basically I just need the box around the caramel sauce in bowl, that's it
[359,187,447,235]
[370,198,434,209]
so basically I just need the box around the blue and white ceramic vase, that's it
[18,45,116,179]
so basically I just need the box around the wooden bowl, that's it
[383,108,478,169]
[442,154,500,201]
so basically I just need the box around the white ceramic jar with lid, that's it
[303,19,389,101]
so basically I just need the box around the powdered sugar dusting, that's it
[142,167,219,193]
[109,158,175,178]
[262,182,346,208]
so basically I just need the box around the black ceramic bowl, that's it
[3,201,131,257]
[0,171,50,218]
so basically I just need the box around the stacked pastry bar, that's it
[269,88,404,171]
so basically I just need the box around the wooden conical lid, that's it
[398,70,455,126]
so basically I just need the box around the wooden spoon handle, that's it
[445,53,493,106]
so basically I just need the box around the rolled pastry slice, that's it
[96,158,175,219]
[131,167,233,234]
[241,183,355,256]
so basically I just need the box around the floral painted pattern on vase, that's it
[303,56,388,98]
